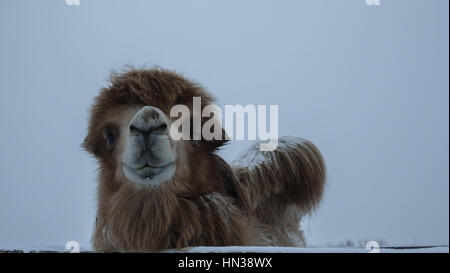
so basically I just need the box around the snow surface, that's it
[1,245,447,253]
[166,246,449,253]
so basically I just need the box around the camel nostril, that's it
[155,123,167,131]
[130,125,139,133]
[130,123,167,135]
[128,106,170,146]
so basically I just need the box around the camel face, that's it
[121,106,177,186]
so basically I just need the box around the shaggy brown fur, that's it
[83,67,326,252]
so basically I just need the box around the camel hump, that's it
[231,136,327,214]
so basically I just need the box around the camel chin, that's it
[122,162,176,186]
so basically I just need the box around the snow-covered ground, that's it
[168,246,449,253]
[0,245,448,253]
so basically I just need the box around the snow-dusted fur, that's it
[83,68,326,252]
[232,137,326,246]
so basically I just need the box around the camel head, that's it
[83,68,230,196]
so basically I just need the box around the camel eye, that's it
[103,127,116,150]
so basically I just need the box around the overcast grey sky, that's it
[0,0,448,249]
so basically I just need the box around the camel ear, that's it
[81,136,91,152]
[191,117,229,152]
[81,134,101,156]
[200,127,229,152]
